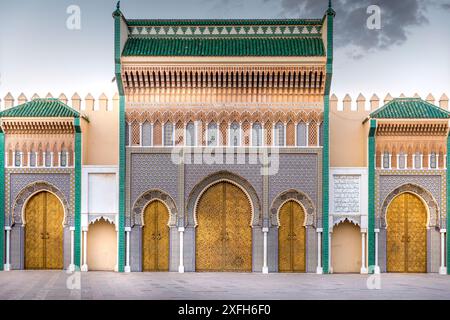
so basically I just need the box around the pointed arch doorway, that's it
[278,200,306,272]
[142,200,170,271]
[25,191,64,270]
[196,181,252,272]
[387,192,427,273]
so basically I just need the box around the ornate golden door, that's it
[142,201,169,271]
[387,193,427,273]
[278,201,306,272]
[196,182,252,272]
[25,192,63,269]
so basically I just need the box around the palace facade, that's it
[0,2,448,274]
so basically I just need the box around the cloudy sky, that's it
[0,0,449,103]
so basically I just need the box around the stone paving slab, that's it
[0,271,449,300]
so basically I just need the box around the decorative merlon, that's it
[1,93,120,113]
[330,93,450,112]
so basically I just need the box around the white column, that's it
[42,152,46,167]
[68,226,76,272]
[439,229,447,275]
[125,227,131,273]
[81,226,88,272]
[316,228,323,274]
[360,230,368,274]
[27,152,31,168]
[57,152,61,167]
[262,227,269,274]
[178,227,185,273]
[328,230,333,273]
[4,226,11,271]
[374,228,380,274]
[4,151,8,167]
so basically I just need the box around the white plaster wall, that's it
[81,166,119,229]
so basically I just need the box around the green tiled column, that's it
[322,4,335,274]
[447,131,449,275]
[368,119,376,271]
[114,7,125,272]
[74,118,81,267]
[0,128,4,271]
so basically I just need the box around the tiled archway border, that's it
[270,189,316,228]
[12,181,70,226]
[132,189,178,227]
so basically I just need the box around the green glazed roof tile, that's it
[370,98,450,119]
[122,37,325,57]
[0,98,80,118]
[126,19,323,26]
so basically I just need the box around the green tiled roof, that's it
[370,98,450,119]
[126,19,323,26]
[0,99,80,118]
[122,37,325,56]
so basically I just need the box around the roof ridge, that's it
[370,97,450,119]
[0,98,80,118]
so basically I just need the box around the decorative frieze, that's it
[128,25,322,38]
[333,175,360,214]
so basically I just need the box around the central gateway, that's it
[196,182,252,272]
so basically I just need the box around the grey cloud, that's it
[272,0,431,57]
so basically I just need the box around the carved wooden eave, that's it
[0,117,76,134]
[121,64,327,95]
[376,120,449,137]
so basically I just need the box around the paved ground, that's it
[0,271,449,300]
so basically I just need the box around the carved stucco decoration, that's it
[132,189,178,227]
[331,216,361,229]
[186,171,262,228]
[270,189,316,228]
[12,181,71,227]
[88,214,116,226]
[380,183,440,229]
[126,108,323,125]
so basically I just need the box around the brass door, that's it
[278,201,306,272]
[196,182,252,272]
[25,192,63,269]
[387,193,427,273]
[142,201,169,271]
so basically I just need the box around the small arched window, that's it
[14,147,21,167]
[382,151,390,169]
[398,152,406,169]
[414,152,422,169]
[45,145,52,167]
[29,146,36,167]
[430,152,437,169]
[60,146,67,167]
[274,122,285,147]
[163,122,174,146]
[252,122,262,147]
[207,122,218,146]
[186,122,196,146]
[230,122,240,147]
[142,122,152,146]
[296,122,307,147]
